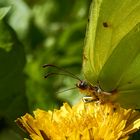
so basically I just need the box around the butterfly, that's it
[81,0,140,109]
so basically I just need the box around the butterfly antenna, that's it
[43,64,82,81]
[56,87,77,94]
[44,72,81,80]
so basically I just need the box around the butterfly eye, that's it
[76,81,88,90]
[81,81,88,87]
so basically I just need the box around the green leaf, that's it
[0,7,11,20]
[0,20,28,122]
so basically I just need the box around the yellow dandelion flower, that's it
[16,101,140,140]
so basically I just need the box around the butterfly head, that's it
[76,81,89,90]
[76,81,113,103]
[76,81,100,101]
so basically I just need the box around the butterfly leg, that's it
[82,96,98,103]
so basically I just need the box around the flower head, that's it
[16,101,140,140]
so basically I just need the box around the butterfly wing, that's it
[99,24,140,108]
[83,0,140,108]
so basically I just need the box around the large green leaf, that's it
[0,20,28,122]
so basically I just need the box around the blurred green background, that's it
[0,0,140,139]
[0,0,91,139]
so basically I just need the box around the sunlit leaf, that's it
[0,7,11,20]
